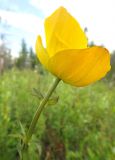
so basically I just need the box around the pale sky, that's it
[0,0,115,57]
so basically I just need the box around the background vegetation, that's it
[0,65,115,160]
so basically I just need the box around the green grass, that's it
[0,69,115,160]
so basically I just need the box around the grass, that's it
[0,69,115,160]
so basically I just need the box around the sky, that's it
[0,0,115,57]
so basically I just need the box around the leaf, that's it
[18,121,26,135]
[32,88,44,99]
[47,96,59,105]
[9,134,23,139]
[32,88,59,105]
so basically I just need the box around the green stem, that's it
[24,77,60,145]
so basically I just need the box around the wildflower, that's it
[36,7,111,87]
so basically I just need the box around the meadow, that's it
[0,69,115,160]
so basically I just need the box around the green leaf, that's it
[32,88,44,99]
[47,96,59,105]
[9,134,23,139]
[18,121,26,135]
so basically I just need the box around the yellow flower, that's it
[36,7,111,87]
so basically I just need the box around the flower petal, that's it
[47,46,111,87]
[45,7,88,57]
[35,35,49,68]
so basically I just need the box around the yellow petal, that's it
[45,7,88,57]
[35,35,49,68]
[47,46,111,87]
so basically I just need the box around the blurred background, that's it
[0,0,115,159]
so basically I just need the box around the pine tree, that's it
[29,47,37,69]
[16,39,28,69]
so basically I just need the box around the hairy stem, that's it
[24,77,60,145]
